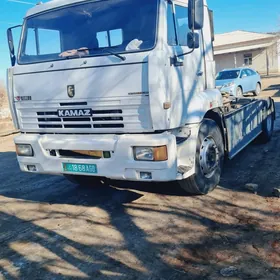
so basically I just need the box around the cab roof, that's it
[26,0,89,17]
[26,0,208,18]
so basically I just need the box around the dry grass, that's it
[0,81,13,131]
[0,81,8,107]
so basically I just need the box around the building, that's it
[214,30,280,75]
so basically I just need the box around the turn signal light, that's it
[153,146,168,161]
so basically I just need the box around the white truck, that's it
[7,0,275,195]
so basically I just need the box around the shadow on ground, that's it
[263,84,280,97]
[1,138,280,279]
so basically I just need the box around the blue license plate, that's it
[62,163,97,174]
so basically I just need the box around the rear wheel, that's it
[253,83,261,96]
[64,174,104,187]
[236,86,243,97]
[178,119,224,195]
[258,113,274,143]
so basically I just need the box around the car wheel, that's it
[178,119,224,195]
[253,83,261,96]
[236,86,243,97]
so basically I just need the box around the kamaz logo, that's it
[57,109,92,118]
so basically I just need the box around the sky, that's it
[0,0,279,82]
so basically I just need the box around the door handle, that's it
[197,71,203,76]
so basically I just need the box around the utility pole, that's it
[266,48,269,77]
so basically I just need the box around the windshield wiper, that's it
[78,47,126,61]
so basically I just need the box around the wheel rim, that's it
[199,136,219,178]
[237,87,242,97]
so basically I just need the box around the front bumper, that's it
[220,85,237,96]
[14,133,178,182]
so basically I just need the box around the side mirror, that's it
[187,32,199,49]
[188,0,204,30]
[242,74,247,78]
[7,25,22,66]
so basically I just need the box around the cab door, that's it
[246,69,257,91]
[173,2,205,94]
[167,1,205,127]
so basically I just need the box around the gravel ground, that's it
[0,78,280,280]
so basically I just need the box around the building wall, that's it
[215,42,279,74]
[215,53,235,73]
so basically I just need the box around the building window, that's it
[244,53,252,65]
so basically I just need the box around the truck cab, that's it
[7,0,274,195]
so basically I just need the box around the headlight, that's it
[133,146,168,161]
[223,82,234,88]
[15,144,34,157]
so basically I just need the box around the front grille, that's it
[18,96,153,133]
[60,102,87,106]
[39,124,63,128]
[58,150,111,159]
[59,150,100,159]
[36,109,124,129]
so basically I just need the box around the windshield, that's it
[216,70,241,80]
[19,0,158,64]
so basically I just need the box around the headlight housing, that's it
[133,146,168,161]
[223,82,234,88]
[15,144,34,157]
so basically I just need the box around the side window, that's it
[249,69,256,76]
[167,3,177,46]
[244,53,252,65]
[174,5,189,46]
[25,28,37,55]
[241,70,247,78]
[245,69,252,76]
[38,29,61,54]
[97,29,123,48]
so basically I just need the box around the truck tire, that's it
[179,119,224,195]
[258,113,274,143]
[64,174,104,187]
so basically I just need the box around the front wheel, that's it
[179,119,225,195]
[236,86,243,97]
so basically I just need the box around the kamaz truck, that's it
[6,0,275,195]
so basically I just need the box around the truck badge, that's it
[67,85,75,98]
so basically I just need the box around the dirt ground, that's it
[0,78,280,280]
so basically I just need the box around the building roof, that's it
[214,30,276,47]
[214,42,274,55]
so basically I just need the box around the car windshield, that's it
[19,0,158,64]
[216,70,241,80]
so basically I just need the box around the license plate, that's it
[62,163,97,174]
